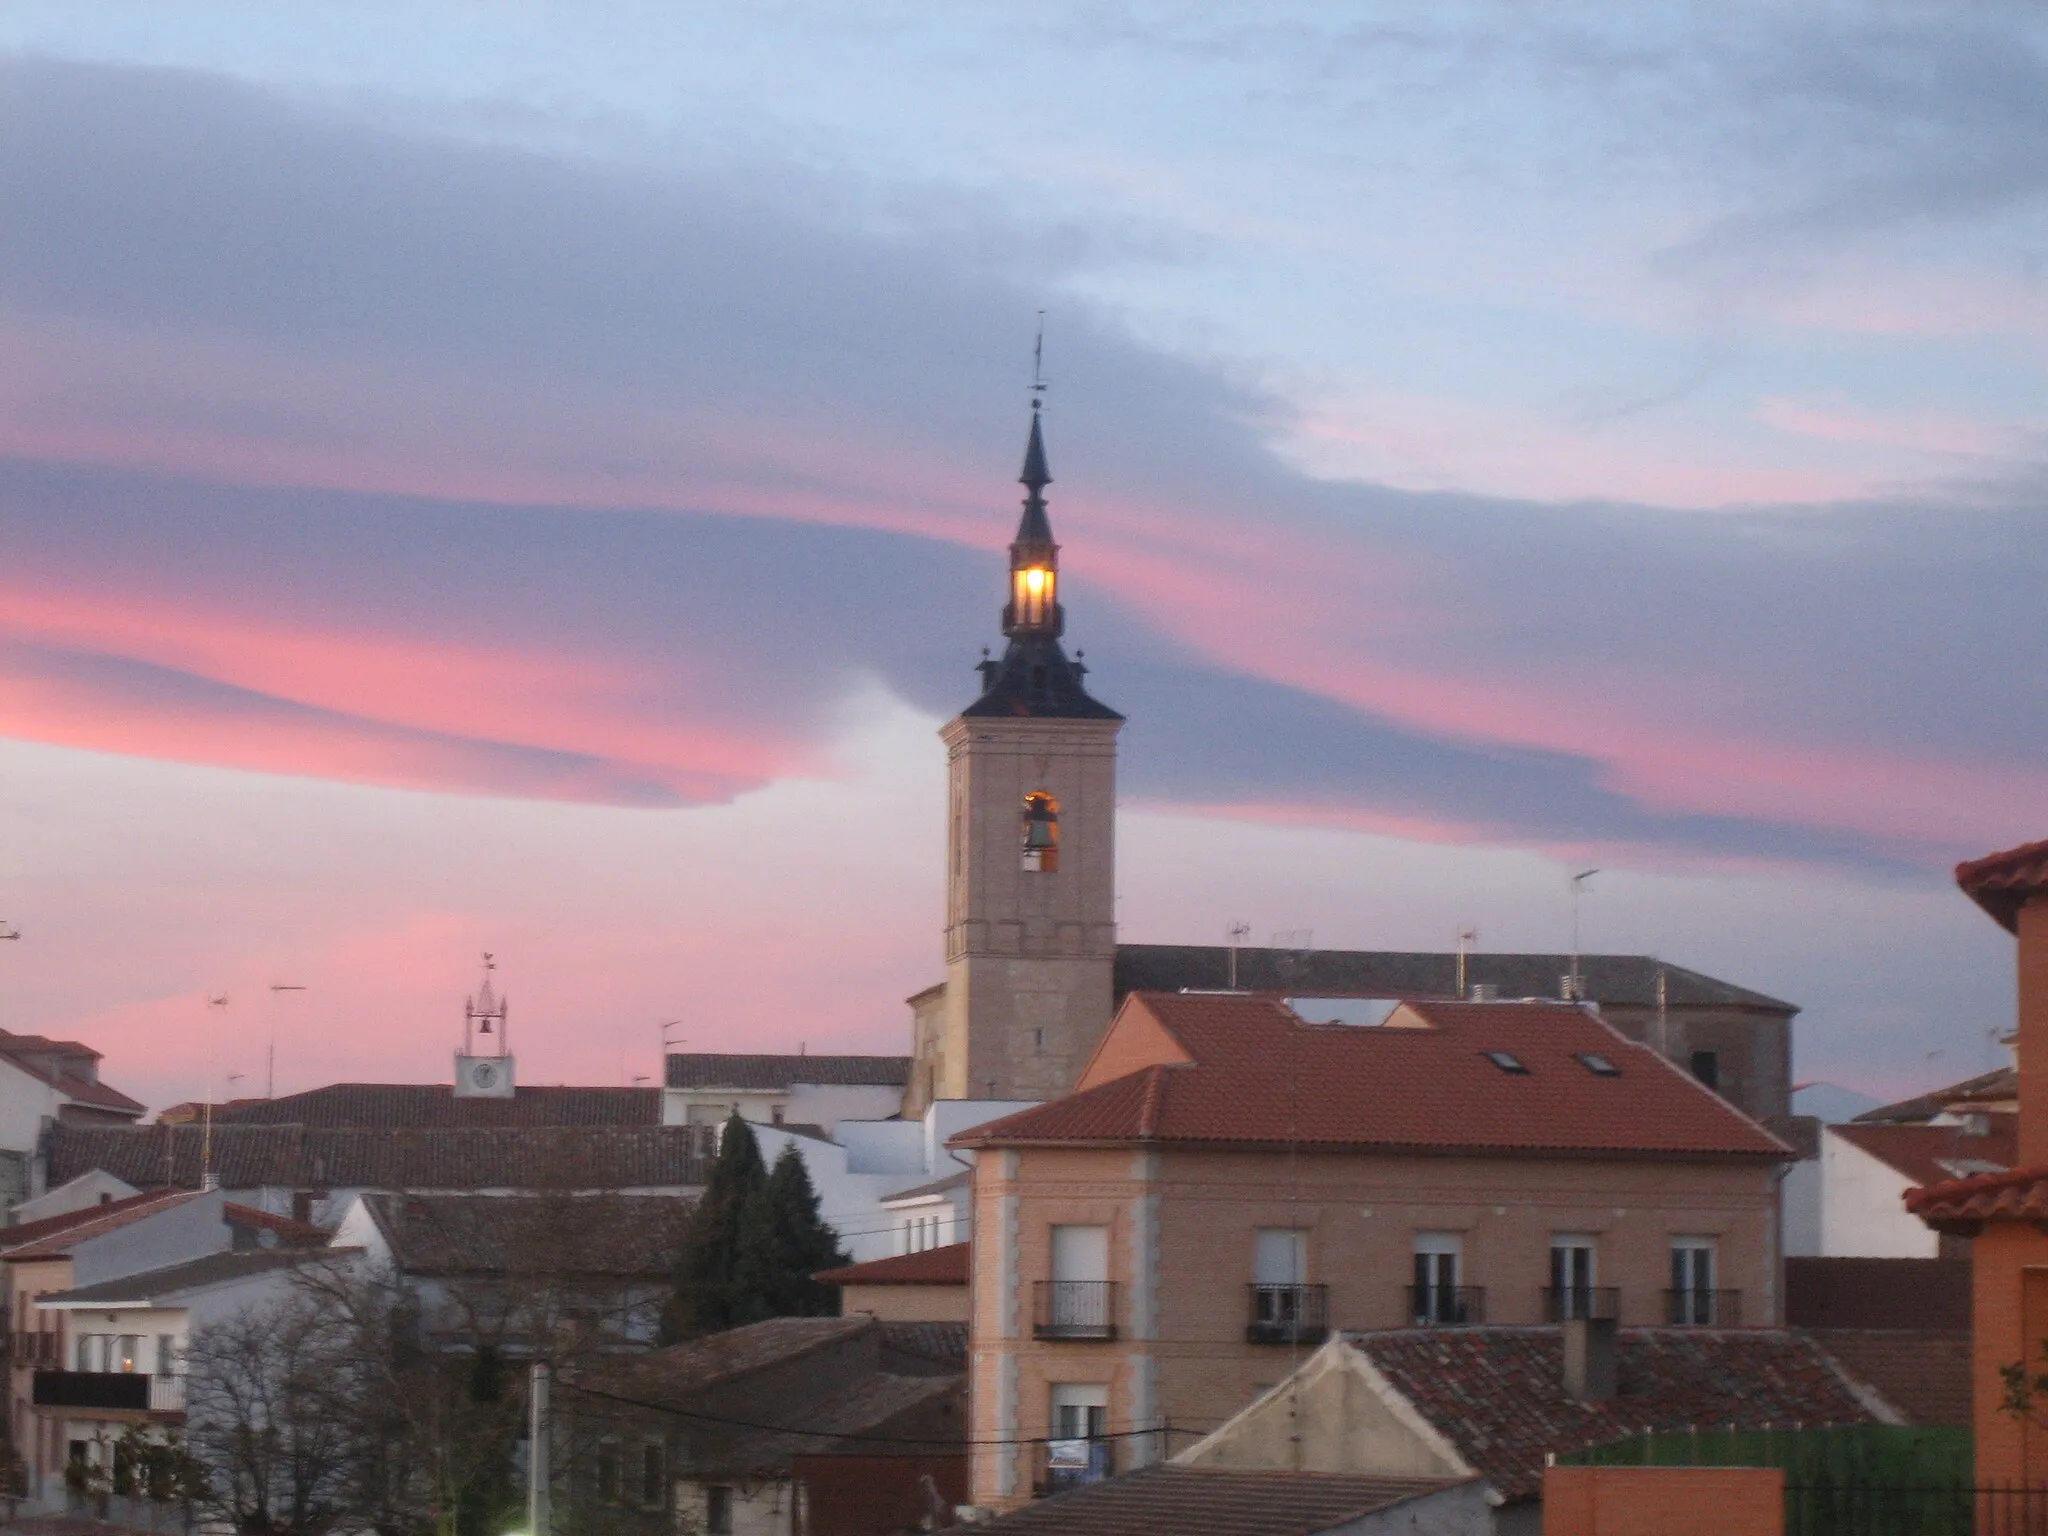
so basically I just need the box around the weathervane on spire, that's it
[1031,310,1047,411]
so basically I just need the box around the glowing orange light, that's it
[1023,567,1048,594]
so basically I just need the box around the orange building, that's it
[1908,839,2048,1488]
[950,991,1790,1512]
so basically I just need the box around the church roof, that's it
[960,637,1123,720]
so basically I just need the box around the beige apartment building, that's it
[951,992,1791,1512]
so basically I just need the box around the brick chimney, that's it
[1563,1317,1617,1403]
[1957,841,2048,1166]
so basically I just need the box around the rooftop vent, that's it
[1468,983,1500,1002]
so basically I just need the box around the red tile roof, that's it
[970,1466,1472,1535]
[1809,1329,1971,1427]
[1832,1119,2015,1186]
[954,994,1788,1159]
[222,1203,332,1246]
[1905,1164,2048,1228]
[1957,838,2048,933]
[1353,1327,1884,1502]
[0,1190,197,1260]
[1854,1066,2017,1124]
[215,1083,663,1127]
[814,1243,969,1287]
[0,1030,144,1117]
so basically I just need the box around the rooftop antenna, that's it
[1567,870,1598,1002]
[1455,928,1478,999]
[1031,310,1048,411]
[266,982,307,1100]
[202,993,229,1191]
[0,921,18,942]
[1226,921,1251,990]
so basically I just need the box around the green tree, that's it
[732,1142,851,1322]
[661,1113,768,1340]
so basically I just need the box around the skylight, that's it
[1576,1053,1622,1077]
[1482,1051,1531,1075]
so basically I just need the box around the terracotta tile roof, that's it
[954,995,1788,1159]
[1114,946,1796,1012]
[1352,1326,1884,1503]
[45,1123,709,1192]
[0,1030,144,1117]
[0,1190,198,1260]
[223,1203,332,1246]
[876,1320,967,1366]
[358,1191,689,1277]
[1957,838,2048,932]
[1855,1066,2017,1123]
[1809,1330,1971,1427]
[216,1083,663,1127]
[586,1316,878,1401]
[814,1243,969,1287]
[664,1053,911,1090]
[1904,1164,2048,1227]
[970,1466,1472,1535]
[1831,1118,2015,1186]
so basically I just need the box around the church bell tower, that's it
[920,401,1123,1104]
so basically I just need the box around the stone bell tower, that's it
[917,402,1124,1106]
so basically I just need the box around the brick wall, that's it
[1543,1465,1783,1536]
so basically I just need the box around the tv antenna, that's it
[1225,921,1251,990]
[0,922,18,942]
[203,993,229,1190]
[1567,870,1598,1002]
[1455,928,1478,999]
[266,982,307,1100]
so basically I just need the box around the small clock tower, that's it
[453,952,516,1099]
[916,402,1124,1105]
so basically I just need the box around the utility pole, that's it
[527,1359,551,1536]
[1568,870,1598,1002]
[266,983,307,1100]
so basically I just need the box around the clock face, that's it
[471,1062,498,1089]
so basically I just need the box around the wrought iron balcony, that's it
[31,1370,184,1412]
[1663,1288,1742,1326]
[1542,1286,1621,1323]
[1247,1283,1329,1345]
[1032,1280,1117,1340]
[1406,1284,1485,1327]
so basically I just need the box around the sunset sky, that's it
[1,3,2042,1112]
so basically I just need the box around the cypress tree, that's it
[662,1113,767,1340]
[733,1142,851,1320]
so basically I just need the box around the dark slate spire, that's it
[1014,404,1054,545]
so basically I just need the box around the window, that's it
[1254,1229,1308,1288]
[1671,1237,1718,1324]
[1690,1050,1720,1091]
[640,1444,665,1508]
[1053,1225,1109,1283]
[157,1336,178,1375]
[1412,1232,1473,1324]
[114,1336,140,1373]
[77,1334,103,1373]
[1549,1235,1600,1320]
[1046,1383,1112,1489]
[1012,563,1057,629]
[1576,1052,1621,1076]
[1022,791,1060,872]
[1482,1050,1530,1075]
[596,1443,621,1503]
[705,1485,734,1535]
[770,1104,785,1126]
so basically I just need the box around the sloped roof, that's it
[665,1054,911,1091]
[45,1123,708,1192]
[1809,1329,1971,1428]
[1855,1066,2017,1124]
[814,1243,969,1287]
[955,995,1788,1160]
[1957,838,2048,932]
[0,1029,144,1117]
[217,1083,662,1127]
[223,1203,332,1246]
[1112,946,1796,1012]
[590,1316,877,1401]
[358,1191,688,1278]
[1353,1326,1885,1502]
[969,1466,1469,1535]
[1832,1119,2015,1186]
[40,1246,358,1306]
[1905,1164,2048,1229]
[0,1190,198,1261]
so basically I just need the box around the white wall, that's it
[70,1191,230,1287]
[1781,1152,1822,1258]
[13,1171,140,1225]
[0,1056,66,1157]
[1818,1132,1939,1258]
[664,1082,905,1135]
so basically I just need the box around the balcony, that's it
[1247,1283,1329,1346]
[1033,1438,1114,1497]
[1406,1284,1485,1327]
[1032,1281,1117,1341]
[1542,1286,1621,1323]
[32,1370,184,1413]
[1664,1289,1742,1327]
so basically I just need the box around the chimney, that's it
[1563,1317,1617,1404]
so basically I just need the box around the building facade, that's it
[950,993,1790,1512]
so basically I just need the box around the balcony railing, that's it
[10,1332,60,1366]
[1664,1288,1742,1327]
[1033,1281,1117,1340]
[1247,1283,1329,1345]
[1542,1286,1621,1322]
[1406,1284,1485,1327]
[1033,1438,1114,1497]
